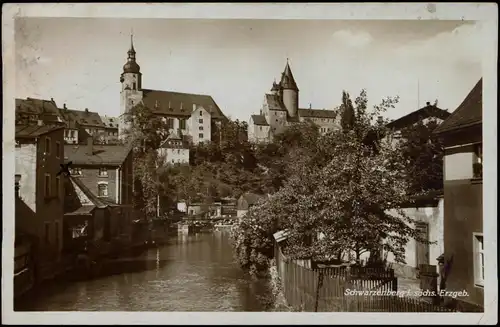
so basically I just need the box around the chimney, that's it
[193,104,197,111]
[309,103,312,109]
[426,102,431,106]
[87,137,94,155]
[15,174,21,198]
[51,97,54,102]
[85,108,89,114]
[63,103,67,109]
[37,119,44,126]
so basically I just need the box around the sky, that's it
[15,18,483,121]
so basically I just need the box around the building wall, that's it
[282,89,298,118]
[384,199,444,278]
[248,121,270,143]
[236,209,248,218]
[299,116,340,134]
[269,110,288,135]
[158,147,190,165]
[443,179,483,307]
[15,143,37,213]
[188,106,212,144]
[444,144,477,180]
[64,128,79,144]
[74,166,119,203]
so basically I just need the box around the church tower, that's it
[119,33,144,140]
[280,59,299,118]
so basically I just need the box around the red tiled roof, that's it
[298,108,338,119]
[141,89,226,119]
[387,104,451,130]
[15,124,64,139]
[434,78,482,134]
[64,143,132,166]
[251,114,269,126]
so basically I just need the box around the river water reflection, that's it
[16,231,274,312]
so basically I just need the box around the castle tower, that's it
[280,59,299,118]
[119,33,144,140]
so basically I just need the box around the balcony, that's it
[472,162,482,180]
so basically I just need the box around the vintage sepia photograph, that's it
[2,3,497,325]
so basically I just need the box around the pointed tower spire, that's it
[280,59,298,91]
[123,31,140,74]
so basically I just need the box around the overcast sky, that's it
[15,18,482,121]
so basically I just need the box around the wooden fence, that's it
[276,245,456,312]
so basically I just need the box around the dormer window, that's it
[473,143,483,179]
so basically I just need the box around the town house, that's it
[63,138,135,253]
[433,78,483,310]
[15,124,66,282]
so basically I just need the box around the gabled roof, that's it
[298,108,338,119]
[15,124,64,139]
[100,115,120,129]
[387,103,451,130]
[159,131,189,149]
[240,192,265,206]
[59,108,106,129]
[434,78,482,134]
[141,89,226,119]
[265,94,287,111]
[15,98,66,124]
[64,143,132,166]
[69,175,118,208]
[251,114,269,126]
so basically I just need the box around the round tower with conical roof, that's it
[280,59,299,118]
[119,32,144,140]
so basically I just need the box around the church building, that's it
[119,35,227,145]
[248,60,340,143]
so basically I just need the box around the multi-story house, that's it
[15,97,66,127]
[433,78,483,310]
[58,105,107,144]
[63,138,135,251]
[158,131,190,165]
[118,35,227,144]
[100,115,120,144]
[15,123,65,282]
[248,60,340,143]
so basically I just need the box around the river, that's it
[15,230,275,312]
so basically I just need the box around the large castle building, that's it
[248,60,340,143]
[119,35,227,145]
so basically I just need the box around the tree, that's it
[399,119,444,194]
[232,90,431,275]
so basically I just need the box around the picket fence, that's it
[275,245,456,312]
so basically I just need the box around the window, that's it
[44,137,51,155]
[200,111,203,116]
[70,130,75,138]
[259,126,262,131]
[98,168,108,177]
[44,174,51,197]
[199,126,204,131]
[179,119,186,129]
[171,159,175,163]
[473,144,483,179]
[55,221,60,249]
[473,233,484,287]
[45,222,50,245]
[55,141,61,159]
[55,175,60,198]
[167,118,174,129]
[199,133,204,139]
[199,119,203,124]
[177,149,180,154]
[97,182,108,197]
[132,82,136,90]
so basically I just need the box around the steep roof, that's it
[387,103,451,130]
[15,124,64,139]
[15,98,65,124]
[159,130,189,149]
[141,89,226,119]
[241,192,265,206]
[64,143,132,166]
[100,115,120,129]
[298,108,338,119]
[280,61,299,91]
[59,108,106,129]
[265,94,287,111]
[434,78,482,134]
[251,114,269,126]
